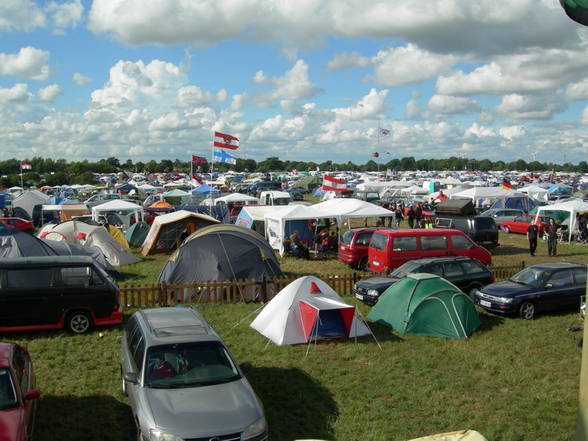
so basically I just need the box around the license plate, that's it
[355,293,364,301]
[480,300,491,308]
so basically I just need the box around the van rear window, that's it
[451,234,475,249]
[5,268,54,289]
[341,231,354,244]
[369,233,387,251]
[392,236,417,251]
[475,218,496,230]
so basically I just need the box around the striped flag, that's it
[213,149,237,164]
[20,163,32,170]
[213,131,239,150]
[322,175,347,192]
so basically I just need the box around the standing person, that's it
[527,222,539,256]
[407,206,415,228]
[546,219,558,257]
[414,203,423,228]
[394,205,403,228]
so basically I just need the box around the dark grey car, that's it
[121,307,267,441]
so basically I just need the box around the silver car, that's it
[121,307,268,441]
[479,208,525,224]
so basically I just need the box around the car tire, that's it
[519,301,535,320]
[66,311,93,334]
[357,257,368,272]
[468,286,480,301]
[503,226,510,233]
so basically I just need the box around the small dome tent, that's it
[368,273,480,339]
[159,224,282,283]
[0,228,57,258]
[250,276,372,346]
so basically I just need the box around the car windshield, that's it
[0,368,18,410]
[509,267,548,288]
[341,231,354,244]
[145,341,240,388]
[389,260,422,278]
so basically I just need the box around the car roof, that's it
[347,227,385,234]
[0,255,95,268]
[136,307,222,347]
[373,228,465,236]
[403,256,481,265]
[530,262,586,270]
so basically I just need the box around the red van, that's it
[338,227,388,270]
[368,228,492,274]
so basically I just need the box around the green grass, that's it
[4,228,588,440]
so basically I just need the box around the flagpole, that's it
[377,121,381,175]
[210,131,214,215]
[20,164,23,189]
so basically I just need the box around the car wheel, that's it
[357,257,368,272]
[121,367,127,396]
[468,286,480,300]
[66,311,92,334]
[519,301,535,320]
[503,226,510,233]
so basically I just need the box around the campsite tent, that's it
[141,210,219,256]
[91,199,144,225]
[11,190,51,218]
[535,199,588,241]
[159,224,282,283]
[37,220,140,266]
[0,228,57,258]
[234,206,290,235]
[125,221,150,247]
[250,275,371,345]
[450,187,522,207]
[368,273,480,339]
[41,239,116,275]
[490,194,536,212]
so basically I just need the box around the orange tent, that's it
[149,200,173,208]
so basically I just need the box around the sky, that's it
[2,0,588,165]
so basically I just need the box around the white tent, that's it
[536,199,588,241]
[91,199,144,223]
[250,276,371,346]
[450,187,523,206]
[518,185,549,202]
[214,193,259,204]
[12,190,51,217]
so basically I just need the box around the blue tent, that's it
[313,187,325,197]
[548,184,572,194]
[190,184,221,196]
[490,196,536,213]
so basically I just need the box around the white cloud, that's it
[495,94,566,120]
[405,100,421,120]
[0,0,46,31]
[499,125,526,140]
[465,122,495,139]
[371,44,456,87]
[0,47,50,81]
[566,78,588,102]
[326,52,369,70]
[176,85,216,108]
[73,72,91,85]
[582,106,588,125]
[332,88,388,120]
[46,0,83,32]
[37,84,63,102]
[0,84,29,103]
[428,95,481,114]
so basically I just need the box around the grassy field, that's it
[4,227,588,441]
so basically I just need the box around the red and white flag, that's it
[191,155,207,165]
[20,163,32,170]
[213,131,239,150]
[322,175,347,192]
[191,173,204,185]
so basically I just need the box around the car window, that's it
[60,267,92,288]
[510,267,548,288]
[548,270,574,288]
[419,235,447,250]
[389,260,423,278]
[475,218,495,230]
[0,368,17,410]
[514,216,523,222]
[341,231,354,244]
[355,232,373,246]
[443,262,464,278]
[460,260,486,274]
[450,234,475,250]
[129,329,144,370]
[392,236,417,251]
[145,341,240,388]
[574,268,587,286]
[424,264,444,276]
[370,233,388,251]
[5,268,54,289]
[134,338,146,371]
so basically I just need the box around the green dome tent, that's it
[367,274,480,339]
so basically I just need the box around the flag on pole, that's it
[322,175,347,192]
[20,163,32,170]
[371,152,379,158]
[191,173,205,185]
[380,128,391,136]
[502,179,513,190]
[213,131,239,150]
[191,155,207,165]
[213,149,237,164]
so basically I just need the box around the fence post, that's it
[159,282,166,306]
[261,277,268,303]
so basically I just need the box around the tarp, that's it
[368,273,480,339]
[37,220,140,266]
[159,224,282,283]
[0,228,57,258]
[250,276,371,345]
[141,210,219,255]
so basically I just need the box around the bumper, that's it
[353,290,378,306]
[474,297,516,315]
[94,311,123,327]
[337,252,360,266]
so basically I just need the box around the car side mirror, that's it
[239,362,252,374]
[124,373,139,384]
[25,389,41,400]
[544,283,553,289]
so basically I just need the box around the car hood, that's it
[357,277,398,292]
[0,408,24,441]
[144,379,263,438]
[481,280,535,296]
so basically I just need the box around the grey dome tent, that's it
[0,228,57,258]
[159,224,282,283]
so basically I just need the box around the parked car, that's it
[338,227,389,270]
[499,214,553,235]
[473,262,587,319]
[435,215,499,248]
[354,256,494,305]
[368,228,492,274]
[0,342,41,441]
[83,193,123,208]
[121,307,267,441]
[0,256,122,334]
[479,208,525,224]
[0,218,34,234]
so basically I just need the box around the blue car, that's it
[473,262,586,319]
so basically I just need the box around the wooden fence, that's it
[120,263,526,308]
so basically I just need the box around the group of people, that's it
[283,228,338,259]
[527,218,560,257]
[377,201,429,229]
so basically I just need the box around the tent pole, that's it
[355,309,382,351]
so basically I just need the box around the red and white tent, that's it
[250,276,371,346]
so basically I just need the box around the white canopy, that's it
[536,199,588,241]
[518,185,549,202]
[451,187,523,205]
[91,199,144,223]
[214,193,259,204]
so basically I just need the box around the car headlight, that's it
[495,296,513,304]
[149,429,184,441]
[241,416,267,440]
[367,289,380,297]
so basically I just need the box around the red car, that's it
[0,342,40,441]
[500,215,552,235]
[403,203,434,217]
[0,218,33,234]
[338,227,389,270]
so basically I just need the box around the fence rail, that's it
[120,263,525,308]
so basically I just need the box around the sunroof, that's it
[153,325,208,337]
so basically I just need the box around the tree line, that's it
[2,156,588,187]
